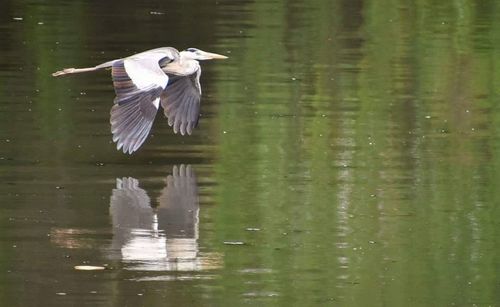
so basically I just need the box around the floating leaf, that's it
[74,265,105,271]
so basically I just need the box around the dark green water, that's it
[1,0,500,306]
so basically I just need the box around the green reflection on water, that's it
[212,0,500,306]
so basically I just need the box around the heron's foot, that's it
[52,68,75,77]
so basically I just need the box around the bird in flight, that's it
[52,47,227,154]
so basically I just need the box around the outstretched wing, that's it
[110,50,175,154]
[160,67,201,136]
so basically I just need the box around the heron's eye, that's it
[187,48,196,52]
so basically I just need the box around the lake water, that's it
[1,0,500,306]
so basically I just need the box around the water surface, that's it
[1,0,500,306]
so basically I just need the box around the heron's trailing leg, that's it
[52,67,100,76]
[52,60,116,77]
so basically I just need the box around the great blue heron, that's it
[52,47,227,154]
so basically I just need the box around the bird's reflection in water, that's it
[109,165,220,271]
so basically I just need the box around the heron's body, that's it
[52,47,227,154]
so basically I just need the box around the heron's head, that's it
[181,48,228,60]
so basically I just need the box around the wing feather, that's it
[160,68,201,136]
[110,56,169,154]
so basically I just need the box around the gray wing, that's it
[110,53,171,154]
[160,68,201,136]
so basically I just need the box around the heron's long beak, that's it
[203,51,228,60]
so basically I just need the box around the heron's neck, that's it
[177,59,200,76]
[162,58,199,76]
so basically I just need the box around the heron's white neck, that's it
[163,59,199,76]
